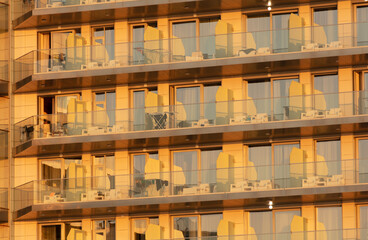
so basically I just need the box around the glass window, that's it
[65,222,85,240]
[92,26,114,61]
[248,80,271,115]
[94,220,115,240]
[132,218,159,240]
[314,9,338,43]
[41,225,62,240]
[93,155,115,189]
[173,21,197,57]
[173,151,198,187]
[247,14,270,49]
[359,139,368,183]
[317,207,342,240]
[248,145,272,181]
[360,206,368,238]
[132,153,159,197]
[272,13,294,53]
[274,143,300,188]
[357,6,368,46]
[94,91,115,126]
[273,78,299,120]
[314,75,339,109]
[249,210,300,240]
[201,149,221,185]
[204,85,220,121]
[176,86,201,124]
[174,216,198,239]
[131,23,158,64]
[316,140,341,176]
[201,214,223,237]
[199,18,218,59]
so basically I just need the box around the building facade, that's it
[2,0,368,239]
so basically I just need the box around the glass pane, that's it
[272,13,292,53]
[176,86,200,125]
[199,18,218,59]
[317,141,341,176]
[133,155,146,197]
[249,146,272,181]
[274,144,300,188]
[317,207,342,240]
[133,219,147,240]
[41,225,61,240]
[360,206,368,239]
[41,160,62,180]
[106,92,115,126]
[133,91,145,130]
[173,21,197,57]
[359,140,368,183]
[174,216,198,239]
[250,211,272,240]
[56,95,78,114]
[314,75,339,110]
[357,7,368,46]
[201,150,221,185]
[174,151,198,186]
[314,9,338,43]
[247,15,270,50]
[204,85,220,121]
[248,81,271,115]
[201,214,222,237]
[105,27,115,60]
[275,210,300,240]
[107,220,115,240]
[133,26,145,64]
[273,79,299,121]
[65,222,84,240]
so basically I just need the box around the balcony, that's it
[0,129,8,160]
[13,158,368,220]
[13,0,335,29]
[13,90,368,156]
[14,22,368,93]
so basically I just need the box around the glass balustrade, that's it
[13,158,365,209]
[14,22,368,83]
[13,91,366,146]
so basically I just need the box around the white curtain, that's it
[274,144,300,188]
[249,146,272,180]
[317,140,341,175]
[314,75,339,109]
[177,87,200,122]
[357,6,368,46]
[173,21,197,56]
[247,15,270,49]
[201,214,223,237]
[201,150,221,184]
[275,210,300,240]
[250,211,273,240]
[272,13,292,53]
[204,85,220,121]
[314,9,338,43]
[248,81,271,115]
[317,207,342,240]
[199,18,218,58]
[133,91,145,130]
[273,79,298,120]
[174,151,198,186]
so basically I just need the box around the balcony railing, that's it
[12,158,366,210]
[13,90,368,146]
[0,60,8,82]
[14,22,368,82]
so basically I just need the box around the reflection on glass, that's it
[201,150,221,185]
[360,206,368,239]
[41,225,61,240]
[132,218,159,240]
[317,207,342,240]
[199,18,218,59]
[93,155,115,189]
[314,9,338,43]
[204,85,220,122]
[92,26,115,62]
[132,153,158,197]
[174,216,198,239]
[247,14,270,50]
[248,80,271,115]
[359,140,368,183]
[275,210,300,240]
[94,220,115,240]
[317,140,341,176]
[174,151,198,187]
[176,86,200,125]
[94,92,115,126]
[250,211,272,240]
[249,146,271,181]
[272,13,293,53]
[173,21,197,57]
[133,26,145,64]
[357,6,368,46]
[201,214,222,237]
[274,144,300,188]
[314,75,339,109]
[65,222,84,240]
[273,79,299,121]
[41,159,62,189]
[133,91,146,130]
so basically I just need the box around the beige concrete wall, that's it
[341,135,355,184]
[116,216,130,240]
[13,221,37,240]
[13,93,37,124]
